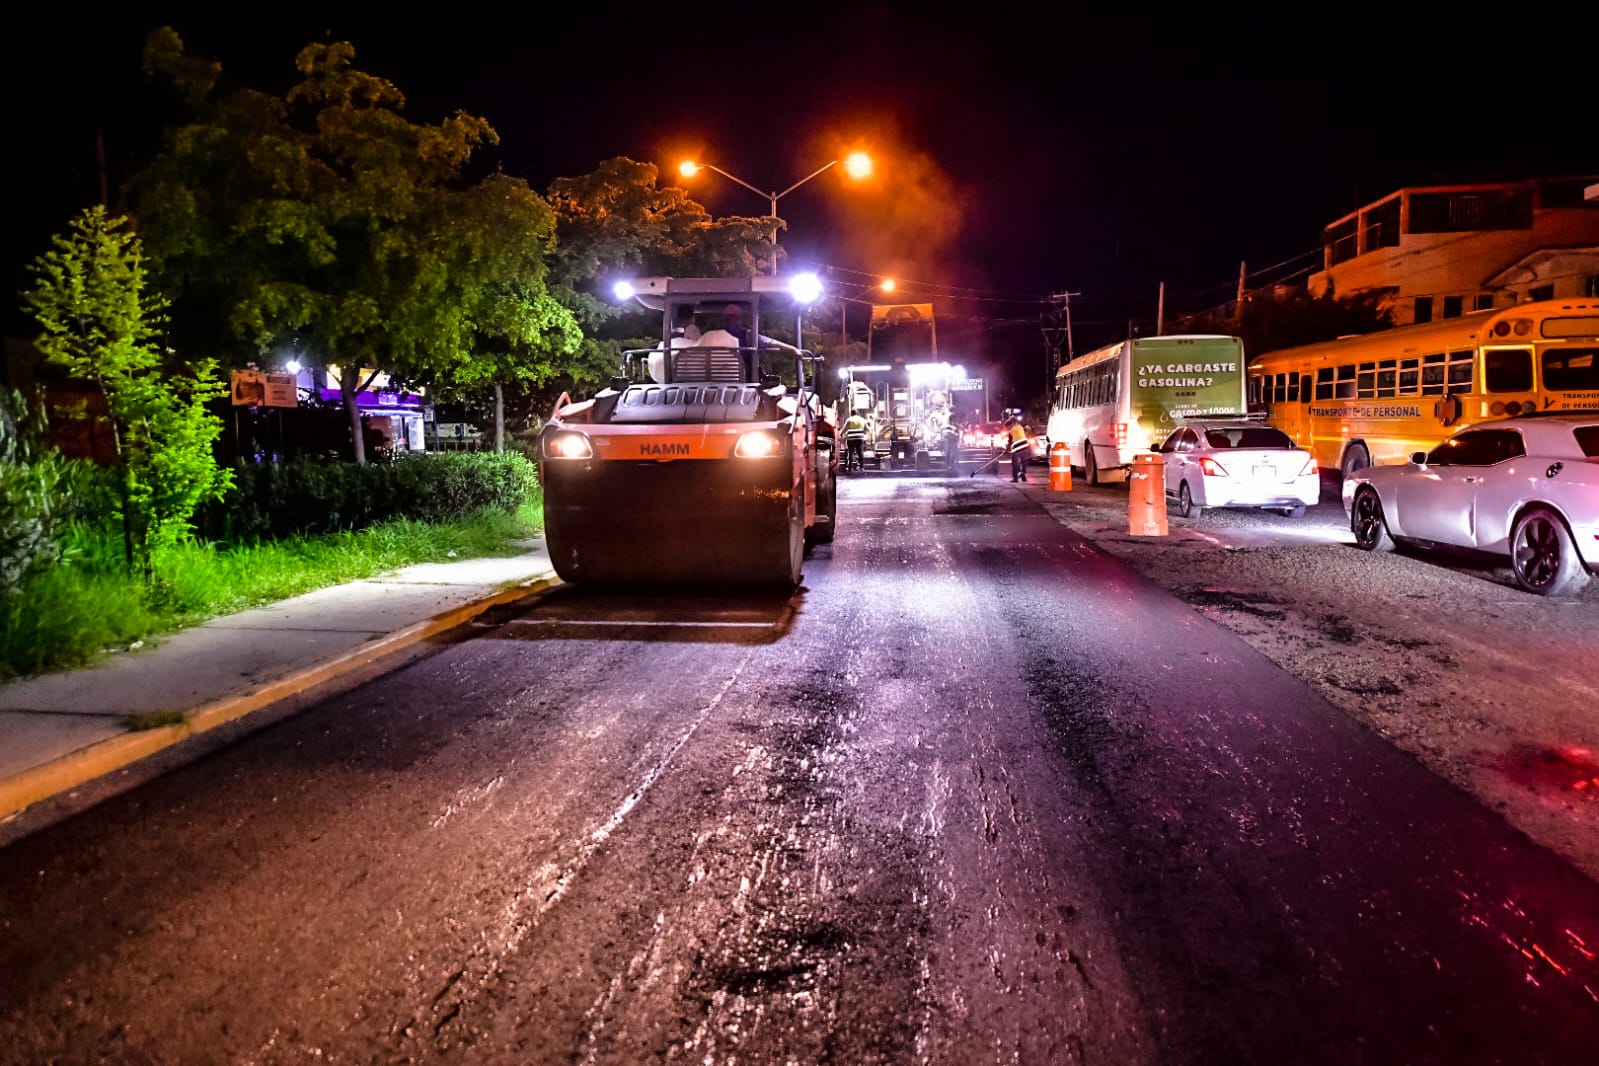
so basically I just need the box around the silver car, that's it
[1342,414,1599,596]
[1155,420,1321,518]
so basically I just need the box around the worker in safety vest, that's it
[1006,415,1030,483]
[844,410,869,471]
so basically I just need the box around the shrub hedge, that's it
[197,451,539,543]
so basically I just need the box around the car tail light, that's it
[1199,456,1229,477]
[1298,455,1319,476]
[1113,422,1128,446]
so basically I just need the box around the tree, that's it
[546,157,773,295]
[24,206,229,578]
[0,387,74,599]
[426,173,583,451]
[131,29,515,464]
[1180,283,1395,359]
[1235,283,1394,357]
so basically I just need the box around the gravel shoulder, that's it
[1020,472,1599,884]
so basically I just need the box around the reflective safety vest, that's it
[1007,423,1029,451]
[845,415,868,440]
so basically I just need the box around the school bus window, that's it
[1484,348,1533,392]
[1448,350,1474,389]
[1377,359,1397,397]
[1315,367,1334,400]
[1335,365,1356,398]
[1542,347,1599,390]
[1286,374,1300,402]
[1422,353,1446,393]
[1399,358,1419,394]
[1357,362,1376,398]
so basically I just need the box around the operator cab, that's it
[614,275,820,389]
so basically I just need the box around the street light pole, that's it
[680,153,872,276]
[837,278,896,353]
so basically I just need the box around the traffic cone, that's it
[1049,442,1072,491]
[1127,452,1168,536]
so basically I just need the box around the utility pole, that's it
[1235,260,1247,325]
[1043,290,1079,397]
[1156,282,1165,336]
[96,127,108,207]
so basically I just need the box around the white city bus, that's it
[1047,334,1247,483]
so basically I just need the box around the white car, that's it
[1155,420,1320,518]
[1341,414,1599,596]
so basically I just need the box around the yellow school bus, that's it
[1247,299,1599,477]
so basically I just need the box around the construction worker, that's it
[1007,414,1030,482]
[844,408,869,472]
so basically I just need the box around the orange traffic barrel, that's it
[1049,442,1072,491]
[1127,452,1168,536]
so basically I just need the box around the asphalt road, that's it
[1,475,1596,1064]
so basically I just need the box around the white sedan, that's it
[1342,414,1599,596]
[1155,420,1320,518]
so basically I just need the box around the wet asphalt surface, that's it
[1,474,1597,1064]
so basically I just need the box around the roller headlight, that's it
[734,430,785,458]
[543,431,594,460]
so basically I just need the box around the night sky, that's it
[6,2,1596,404]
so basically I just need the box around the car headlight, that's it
[734,430,785,458]
[543,431,593,460]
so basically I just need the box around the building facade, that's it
[1309,177,1599,326]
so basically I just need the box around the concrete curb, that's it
[0,574,559,824]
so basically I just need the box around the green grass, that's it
[120,710,187,732]
[0,501,544,681]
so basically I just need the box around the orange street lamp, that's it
[838,277,895,350]
[679,151,874,276]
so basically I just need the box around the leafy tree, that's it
[131,29,520,464]
[24,206,230,578]
[1235,283,1394,357]
[1180,283,1394,359]
[546,157,773,297]
[0,387,75,598]
[425,173,583,451]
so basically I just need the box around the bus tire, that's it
[1340,444,1371,480]
[1510,507,1590,596]
[1177,481,1201,518]
[1083,442,1099,486]
[1351,487,1393,553]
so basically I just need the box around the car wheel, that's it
[1177,481,1201,518]
[1351,487,1393,552]
[1083,442,1099,486]
[1510,508,1590,596]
